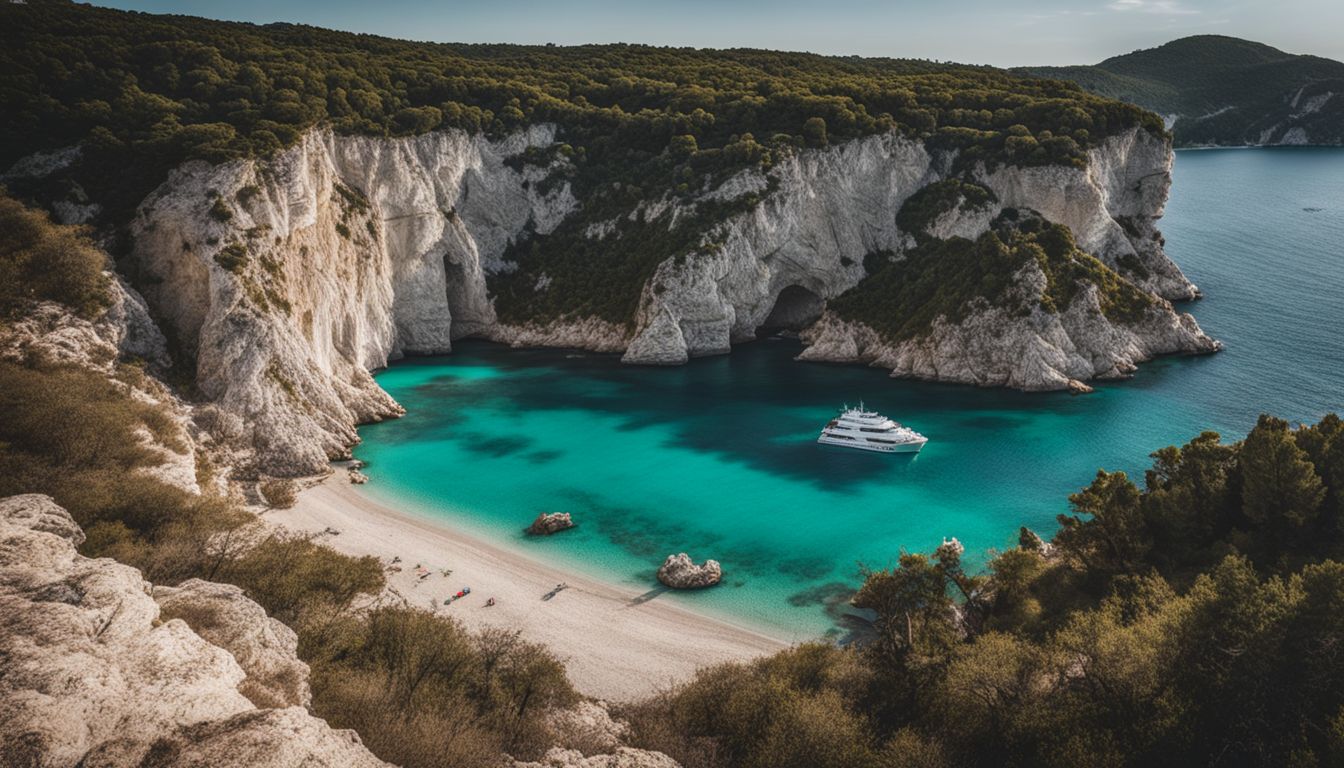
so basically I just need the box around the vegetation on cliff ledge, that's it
[0,1,1172,327]
[829,212,1153,342]
[0,192,110,319]
[6,194,1344,767]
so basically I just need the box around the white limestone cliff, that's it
[798,266,1218,392]
[115,123,1212,475]
[0,494,389,768]
[620,126,1207,370]
[129,125,578,476]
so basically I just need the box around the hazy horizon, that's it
[96,0,1343,68]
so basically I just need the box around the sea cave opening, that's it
[756,285,826,338]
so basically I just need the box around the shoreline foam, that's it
[269,472,789,702]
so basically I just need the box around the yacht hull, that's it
[817,435,926,453]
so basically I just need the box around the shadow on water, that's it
[456,433,533,458]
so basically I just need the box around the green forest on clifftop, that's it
[0,0,1169,328]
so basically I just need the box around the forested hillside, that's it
[1016,35,1344,146]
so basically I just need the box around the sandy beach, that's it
[268,472,789,702]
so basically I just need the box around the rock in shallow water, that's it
[656,553,722,589]
[526,512,576,535]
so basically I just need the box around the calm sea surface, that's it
[352,148,1344,639]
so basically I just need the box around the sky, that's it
[98,0,1344,67]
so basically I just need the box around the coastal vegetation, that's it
[624,412,1344,767]
[0,192,110,319]
[4,191,1342,767]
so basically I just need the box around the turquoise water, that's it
[353,148,1344,640]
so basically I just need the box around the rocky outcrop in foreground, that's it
[657,554,723,589]
[0,494,388,767]
[514,700,681,768]
[513,748,681,768]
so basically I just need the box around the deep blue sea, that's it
[351,148,1344,640]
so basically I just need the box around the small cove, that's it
[351,148,1344,639]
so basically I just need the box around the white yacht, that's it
[817,403,928,454]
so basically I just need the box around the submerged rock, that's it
[526,512,576,536]
[656,553,722,589]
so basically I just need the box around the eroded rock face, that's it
[129,125,578,477]
[798,272,1218,392]
[153,579,312,709]
[519,701,679,768]
[656,554,722,589]
[0,494,388,768]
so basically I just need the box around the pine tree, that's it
[1240,414,1325,532]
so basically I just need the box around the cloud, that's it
[1106,0,1200,15]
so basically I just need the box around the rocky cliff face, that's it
[620,126,1204,371]
[129,125,576,475]
[113,123,1211,475]
[0,494,389,767]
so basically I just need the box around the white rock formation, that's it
[622,126,1208,373]
[656,554,722,589]
[0,494,388,767]
[622,133,930,364]
[129,125,578,476]
[512,747,681,768]
[519,698,679,768]
[798,266,1219,392]
[983,127,1197,301]
[106,123,1212,474]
